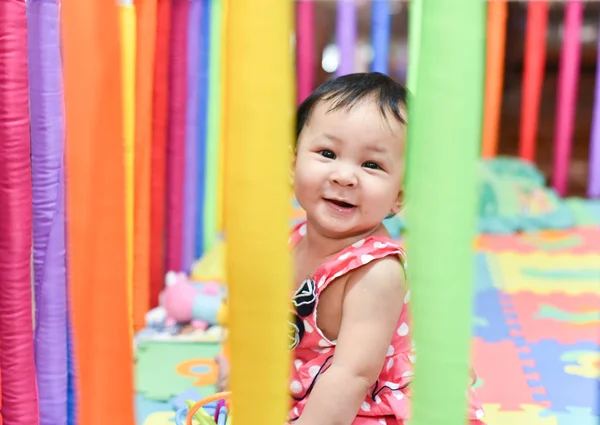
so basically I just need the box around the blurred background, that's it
[309,2,600,196]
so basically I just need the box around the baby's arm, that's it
[215,353,229,392]
[294,257,406,425]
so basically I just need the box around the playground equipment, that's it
[0,1,597,425]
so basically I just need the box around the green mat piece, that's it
[561,350,599,363]
[531,236,583,251]
[564,197,600,226]
[472,316,488,327]
[136,340,221,401]
[536,305,600,324]
[521,268,600,280]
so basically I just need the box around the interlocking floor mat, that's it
[135,225,600,424]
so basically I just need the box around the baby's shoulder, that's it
[341,235,406,274]
[346,252,406,293]
[317,235,406,291]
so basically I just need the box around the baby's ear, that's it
[391,190,403,214]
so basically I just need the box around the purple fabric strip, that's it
[28,0,68,423]
[589,11,600,198]
[182,0,202,271]
[335,0,357,76]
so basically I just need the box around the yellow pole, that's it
[119,0,137,332]
[224,0,294,424]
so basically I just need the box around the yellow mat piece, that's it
[489,253,600,295]
[482,404,558,425]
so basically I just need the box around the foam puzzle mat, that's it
[135,224,600,425]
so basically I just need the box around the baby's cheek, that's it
[294,169,319,198]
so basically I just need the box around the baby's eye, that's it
[319,149,336,159]
[363,161,382,170]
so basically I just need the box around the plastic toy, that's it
[172,392,232,425]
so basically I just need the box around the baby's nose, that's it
[330,165,357,187]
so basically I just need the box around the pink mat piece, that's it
[477,227,600,254]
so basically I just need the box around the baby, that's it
[219,72,484,425]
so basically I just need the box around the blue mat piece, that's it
[528,340,599,415]
[472,289,512,343]
[170,387,203,411]
[136,394,173,425]
[540,406,600,425]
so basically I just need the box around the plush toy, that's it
[162,271,227,330]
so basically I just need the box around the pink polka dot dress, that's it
[287,221,485,425]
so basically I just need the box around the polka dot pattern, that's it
[386,358,394,371]
[360,254,375,264]
[298,223,307,236]
[352,239,365,248]
[317,338,331,347]
[308,365,320,377]
[397,322,409,337]
[317,276,326,288]
[338,251,352,261]
[290,380,303,394]
[475,409,484,420]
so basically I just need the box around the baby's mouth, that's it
[324,198,356,209]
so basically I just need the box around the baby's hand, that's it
[215,354,229,392]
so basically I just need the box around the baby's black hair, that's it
[296,72,408,142]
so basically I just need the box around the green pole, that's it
[203,0,223,252]
[404,0,422,186]
[406,0,421,95]
[404,0,486,424]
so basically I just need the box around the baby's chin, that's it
[313,219,387,241]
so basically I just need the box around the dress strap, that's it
[312,233,406,295]
[289,221,307,248]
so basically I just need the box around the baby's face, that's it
[294,99,405,239]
